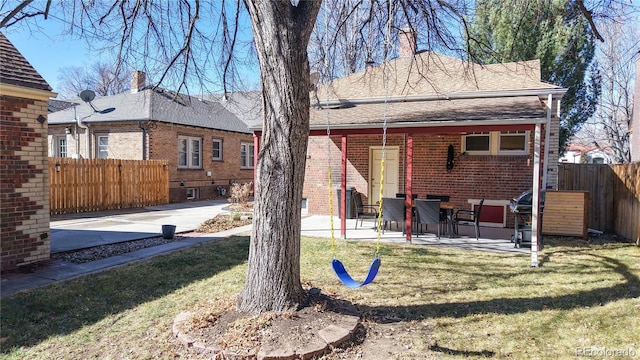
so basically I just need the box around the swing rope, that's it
[327,2,392,288]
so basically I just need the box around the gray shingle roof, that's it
[0,32,52,91]
[205,92,263,129]
[48,88,250,133]
[48,99,74,113]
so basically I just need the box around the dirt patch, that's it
[173,290,362,359]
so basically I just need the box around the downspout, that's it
[74,105,90,159]
[138,121,147,160]
[85,124,91,159]
[74,124,79,158]
[542,93,552,190]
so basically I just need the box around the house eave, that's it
[313,88,567,108]
[0,83,57,101]
[308,117,548,132]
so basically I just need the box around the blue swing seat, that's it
[331,257,381,288]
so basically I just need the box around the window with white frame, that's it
[463,131,528,155]
[97,135,109,159]
[240,142,255,169]
[212,138,223,161]
[499,131,528,154]
[186,188,199,199]
[178,136,202,168]
[56,136,67,157]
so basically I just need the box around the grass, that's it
[1,235,639,359]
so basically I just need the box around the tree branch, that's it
[575,0,604,42]
[0,0,33,28]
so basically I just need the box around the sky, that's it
[4,16,109,97]
[3,1,638,100]
[2,2,259,98]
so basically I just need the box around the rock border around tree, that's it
[172,295,360,359]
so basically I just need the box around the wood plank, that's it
[49,158,169,214]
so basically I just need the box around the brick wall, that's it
[1,95,51,271]
[304,130,553,228]
[49,124,143,159]
[49,122,254,203]
[148,123,254,203]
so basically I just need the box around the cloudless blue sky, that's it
[4,16,110,97]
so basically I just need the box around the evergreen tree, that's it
[467,0,601,154]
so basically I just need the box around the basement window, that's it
[186,188,199,200]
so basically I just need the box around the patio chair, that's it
[414,199,441,238]
[382,197,406,234]
[426,194,451,227]
[353,191,378,230]
[453,199,485,240]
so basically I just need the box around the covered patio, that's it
[300,214,530,254]
[251,52,567,266]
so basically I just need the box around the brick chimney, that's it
[130,70,146,94]
[399,27,417,57]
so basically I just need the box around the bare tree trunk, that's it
[238,0,321,313]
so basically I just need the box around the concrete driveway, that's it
[50,200,232,253]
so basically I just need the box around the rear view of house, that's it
[278,29,567,234]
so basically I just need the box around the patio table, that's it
[439,202,455,238]
[409,200,455,237]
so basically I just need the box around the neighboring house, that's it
[0,32,56,271]
[252,29,566,232]
[47,72,254,203]
[559,144,613,164]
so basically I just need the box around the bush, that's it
[229,182,253,206]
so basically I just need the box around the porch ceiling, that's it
[309,95,546,130]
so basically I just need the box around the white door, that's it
[369,146,399,203]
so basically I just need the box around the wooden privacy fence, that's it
[557,163,640,244]
[49,158,169,214]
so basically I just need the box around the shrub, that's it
[229,182,253,206]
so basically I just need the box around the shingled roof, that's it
[48,88,251,134]
[0,32,52,92]
[316,51,556,100]
[308,51,565,129]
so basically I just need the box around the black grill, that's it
[509,190,544,214]
[510,190,544,248]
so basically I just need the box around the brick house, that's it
[253,31,566,241]
[559,144,614,164]
[0,32,56,271]
[47,72,255,203]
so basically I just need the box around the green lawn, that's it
[1,235,638,359]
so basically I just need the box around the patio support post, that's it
[341,135,347,239]
[531,123,542,267]
[405,134,413,242]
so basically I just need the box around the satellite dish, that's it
[79,90,96,103]
[99,107,116,114]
